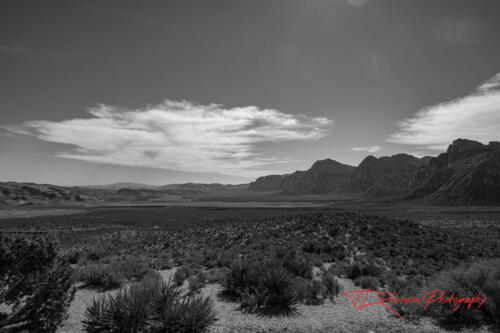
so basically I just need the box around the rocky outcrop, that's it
[408,139,500,204]
[248,175,286,192]
[248,159,355,194]
[345,154,430,196]
[280,159,355,194]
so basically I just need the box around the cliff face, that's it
[345,154,430,197]
[408,139,500,204]
[280,159,355,194]
[248,159,355,194]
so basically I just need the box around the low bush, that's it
[151,252,175,270]
[109,255,153,282]
[362,263,384,277]
[345,263,363,280]
[322,272,342,300]
[79,264,123,290]
[188,272,207,295]
[173,266,194,286]
[204,267,228,284]
[282,255,313,279]
[223,259,298,317]
[403,259,500,329]
[354,276,380,290]
[290,277,324,305]
[83,277,217,333]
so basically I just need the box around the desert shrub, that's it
[354,276,380,290]
[173,266,193,286]
[282,255,313,279]
[302,241,322,254]
[406,259,500,329]
[362,263,384,277]
[223,259,298,317]
[83,278,217,333]
[290,277,324,305]
[64,249,81,264]
[0,235,75,333]
[86,247,109,262]
[152,252,175,270]
[80,255,156,290]
[345,263,363,279]
[157,294,217,333]
[202,250,221,269]
[188,272,207,295]
[322,272,342,300]
[109,255,153,282]
[204,267,228,284]
[79,264,124,290]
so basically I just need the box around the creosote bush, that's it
[290,277,324,305]
[83,276,217,333]
[187,272,207,295]
[79,264,123,290]
[78,255,156,290]
[173,265,198,287]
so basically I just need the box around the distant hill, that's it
[84,183,157,190]
[0,182,87,206]
[0,181,248,207]
[408,139,500,205]
[249,159,355,194]
[246,175,287,192]
[344,154,431,197]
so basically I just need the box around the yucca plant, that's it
[155,294,217,333]
[256,265,298,317]
[223,259,298,317]
[83,277,217,333]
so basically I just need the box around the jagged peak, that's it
[311,158,349,168]
[448,138,485,152]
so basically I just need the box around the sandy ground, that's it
[57,268,490,333]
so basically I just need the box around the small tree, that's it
[0,235,75,333]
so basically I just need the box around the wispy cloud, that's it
[6,100,333,175]
[0,44,59,62]
[388,72,500,150]
[0,44,34,57]
[73,0,171,31]
[352,146,381,153]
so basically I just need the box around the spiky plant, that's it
[255,265,298,317]
[83,278,217,333]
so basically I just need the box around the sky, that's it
[1,0,500,185]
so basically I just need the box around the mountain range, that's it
[1,138,500,207]
[249,138,500,205]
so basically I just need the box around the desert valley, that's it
[1,138,500,332]
[2,1,500,332]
